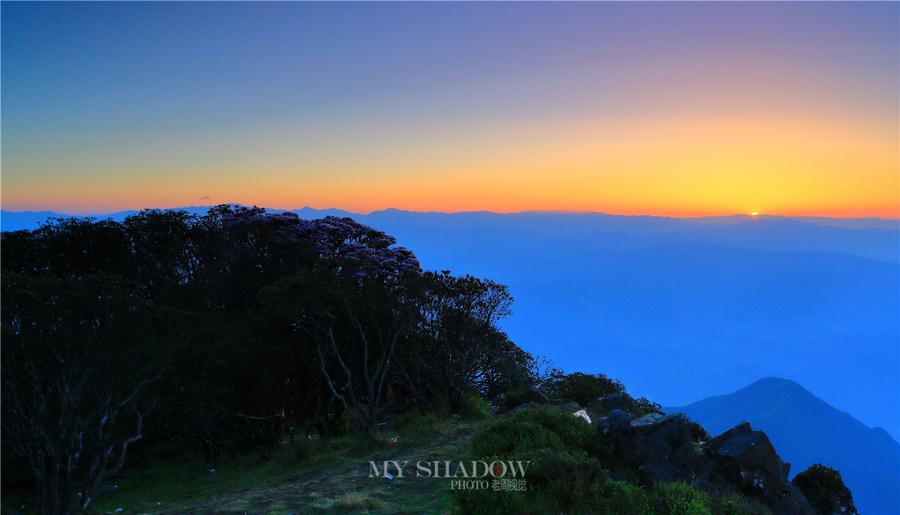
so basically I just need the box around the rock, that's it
[771,489,816,515]
[519,388,551,405]
[573,409,592,424]
[510,401,538,413]
[600,408,632,433]
[596,413,821,515]
[705,422,787,484]
[590,392,635,414]
[554,401,582,413]
[704,422,814,515]
[631,412,668,427]
[617,412,711,482]
[503,388,551,411]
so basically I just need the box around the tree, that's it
[473,328,538,401]
[1,205,542,507]
[123,209,199,295]
[263,216,421,429]
[1,273,165,514]
[398,272,521,409]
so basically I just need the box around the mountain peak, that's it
[745,376,808,392]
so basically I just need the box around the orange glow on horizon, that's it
[2,113,897,219]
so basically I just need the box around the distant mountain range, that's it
[3,206,898,443]
[3,206,899,240]
[668,378,900,515]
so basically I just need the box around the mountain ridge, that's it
[3,206,898,229]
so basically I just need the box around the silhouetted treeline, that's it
[1,206,537,513]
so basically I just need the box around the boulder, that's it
[596,414,821,515]
[590,392,635,414]
[503,388,551,411]
[616,412,711,482]
[573,409,592,424]
[631,412,667,427]
[602,409,632,433]
[521,388,552,405]
[704,422,814,515]
[554,401,582,413]
[705,422,787,483]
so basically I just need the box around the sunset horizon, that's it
[3,2,898,220]
[4,202,900,221]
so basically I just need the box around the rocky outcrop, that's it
[554,401,582,413]
[505,385,853,514]
[520,388,552,406]
[506,388,552,413]
[596,408,816,514]
[626,413,711,483]
[599,408,632,433]
[590,392,635,414]
[705,422,814,515]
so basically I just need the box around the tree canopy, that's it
[1,206,539,513]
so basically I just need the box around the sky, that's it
[2,2,898,217]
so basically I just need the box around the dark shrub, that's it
[793,464,857,515]
[633,397,663,417]
[653,482,712,515]
[540,370,624,406]
[470,408,595,458]
[457,408,651,514]
[460,395,492,419]
[500,387,550,411]
[395,411,441,435]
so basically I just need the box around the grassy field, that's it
[92,415,481,514]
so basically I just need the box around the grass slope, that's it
[93,417,482,514]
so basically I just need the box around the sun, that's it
[750,212,759,217]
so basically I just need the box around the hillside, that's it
[669,378,900,514]
[89,418,483,514]
[0,210,865,514]
[86,392,851,515]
